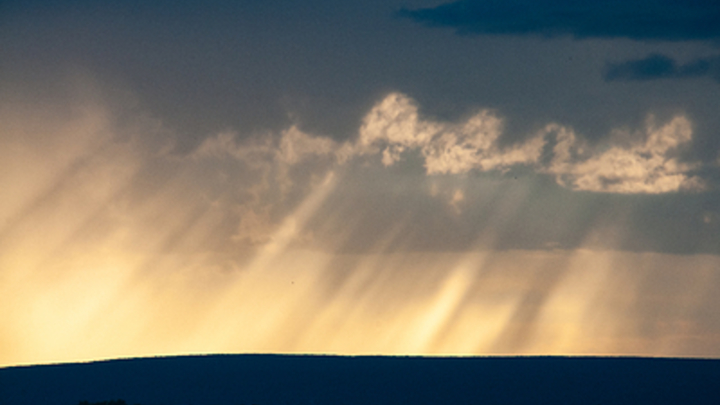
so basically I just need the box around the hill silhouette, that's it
[1,354,719,405]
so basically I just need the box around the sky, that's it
[1,0,720,366]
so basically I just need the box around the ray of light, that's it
[3,94,720,367]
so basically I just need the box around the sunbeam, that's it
[1,78,719,367]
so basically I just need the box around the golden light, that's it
[2,90,720,368]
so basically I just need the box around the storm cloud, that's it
[397,0,720,41]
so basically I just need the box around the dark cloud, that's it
[4,0,720,158]
[0,0,403,151]
[397,0,720,41]
[604,53,720,82]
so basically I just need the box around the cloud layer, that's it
[191,93,705,195]
[397,0,720,41]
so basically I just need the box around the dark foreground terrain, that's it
[1,354,719,405]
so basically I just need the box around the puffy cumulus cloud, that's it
[357,93,543,173]
[191,92,542,193]
[546,116,704,193]
[351,92,704,194]
[186,92,707,197]
[358,93,441,153]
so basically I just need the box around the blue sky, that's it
[1,0,720,365]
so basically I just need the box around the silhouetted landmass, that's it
[78,400,137,405]
[1,354,719,405]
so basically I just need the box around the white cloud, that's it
[190,93,706,208]
[546,116,703,194]
[357,93,542,173]
[358,93,438,152]
[355,93,704,194]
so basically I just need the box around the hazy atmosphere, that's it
[1,0,720,366]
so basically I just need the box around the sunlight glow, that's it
[2,91,719,367]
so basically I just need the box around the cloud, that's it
[604,53,720,82]
[193,126,341,167]
[278,126,338,165]
[544,117,704,193]
[192,131,276,167]
[28,87,699,270]
[357,93,543,174]
[352,93,704,194]
[3,82,720,366]
[189,128,342,249]
[397,0,720,41]
[190,93,707,197]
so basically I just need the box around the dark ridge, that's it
[1,354,719,405]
